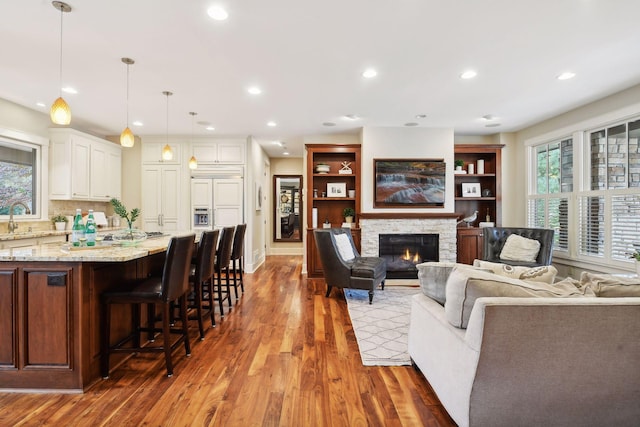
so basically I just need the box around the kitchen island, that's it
[0,235,187,391]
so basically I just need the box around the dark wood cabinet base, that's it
[0,253,165,391]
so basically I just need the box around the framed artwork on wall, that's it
[374,159,445,207]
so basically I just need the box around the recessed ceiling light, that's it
[404,122,419,127]
[460,70,477,80]
[61,87,77,94]
[247,86,262,95]
[362,68,377,79]
[557,72,576,80]
[205,126,215,131]
[207,6,228,21]
[283,151,290,156]
[415,114,427,119]
[267,121,277,127]
[482,114,495,121]
[272,141,283,146]
[343,114,359,120]
[36,102,46,107]
[485,123,501,128]
[132,121,143,126]
[323,122,336,126]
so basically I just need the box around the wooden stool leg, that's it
[217,275,226,317]
[194,281,205,340]
[205,278,216,327]
[225,267,233,308]
[180,295,191,356]
[162,303,174,377]
[146,303,154,342]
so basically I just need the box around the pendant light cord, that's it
[58,3,64,97]
[126,63,130,126]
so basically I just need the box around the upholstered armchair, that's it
[313,228,386,304]
[482,227,555,267]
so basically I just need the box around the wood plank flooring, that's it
[0,256,455,426]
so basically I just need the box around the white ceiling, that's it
[3,1,640,158]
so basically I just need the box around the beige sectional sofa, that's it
[408,264,640,427]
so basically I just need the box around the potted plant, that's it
[110,198,146,244]
[454,159,464,171]
[51,214,68,231]
[343,207,355,223]
[629,246,640,275]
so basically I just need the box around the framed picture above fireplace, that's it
[374,159,445,207]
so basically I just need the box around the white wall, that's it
[361,126,455,213]
[246,136,270,272]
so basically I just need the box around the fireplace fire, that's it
[379,234,439,279]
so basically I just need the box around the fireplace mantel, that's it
[359,212,460,220]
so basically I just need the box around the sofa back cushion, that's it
[445,268,592,328]
[580,272,640,297]
[473,259,557,284]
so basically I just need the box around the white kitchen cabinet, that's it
[191,140,245,164]
[90,141,121,200]
[141,142,181,164]
[49,129,121,201]
[141,165,181,232]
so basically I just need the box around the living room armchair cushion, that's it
[482,227,554,267]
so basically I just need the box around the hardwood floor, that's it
[0,256,455,426]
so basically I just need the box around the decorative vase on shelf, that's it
[112,228,147,246]
[54,222,66,231]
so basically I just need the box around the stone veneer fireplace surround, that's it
[359,213,458,266]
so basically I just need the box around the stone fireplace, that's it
[359,213,458,277]
[379,233,439,278]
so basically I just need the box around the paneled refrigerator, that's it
[190,174,243,231]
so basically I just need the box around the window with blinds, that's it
[611,194,640,261]
[528,137,572,253]
[578,196,604,257]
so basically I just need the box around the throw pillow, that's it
[579,272,640,297]
[473,259,557,284]
[445,267,591,329]
[334,233,355,261]
[416,262,471,305]
[499,234,541,263]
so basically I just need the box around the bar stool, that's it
[100,234,195,378]
[230,223,247,299]
[188,229,218,339]
[213,226,235,316]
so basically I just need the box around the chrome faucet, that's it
[7,201,31,233]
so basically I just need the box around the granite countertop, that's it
[0,232,196,262]
[0,227,123,242]
[0,229,71,241]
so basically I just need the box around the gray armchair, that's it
[482,227,555,267]
[313,228,386,304]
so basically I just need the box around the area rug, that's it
[344,286,421,366]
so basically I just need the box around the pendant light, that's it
[162,91,174,161]
[188,111,198,170]
[50,1,72,125]
[120,57,135,147]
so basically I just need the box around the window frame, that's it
[526,114,640,272]
[0,127,49,222]
[527,136,573,254]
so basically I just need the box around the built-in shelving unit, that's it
[454,144,503,264]
[306,144,361,277]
